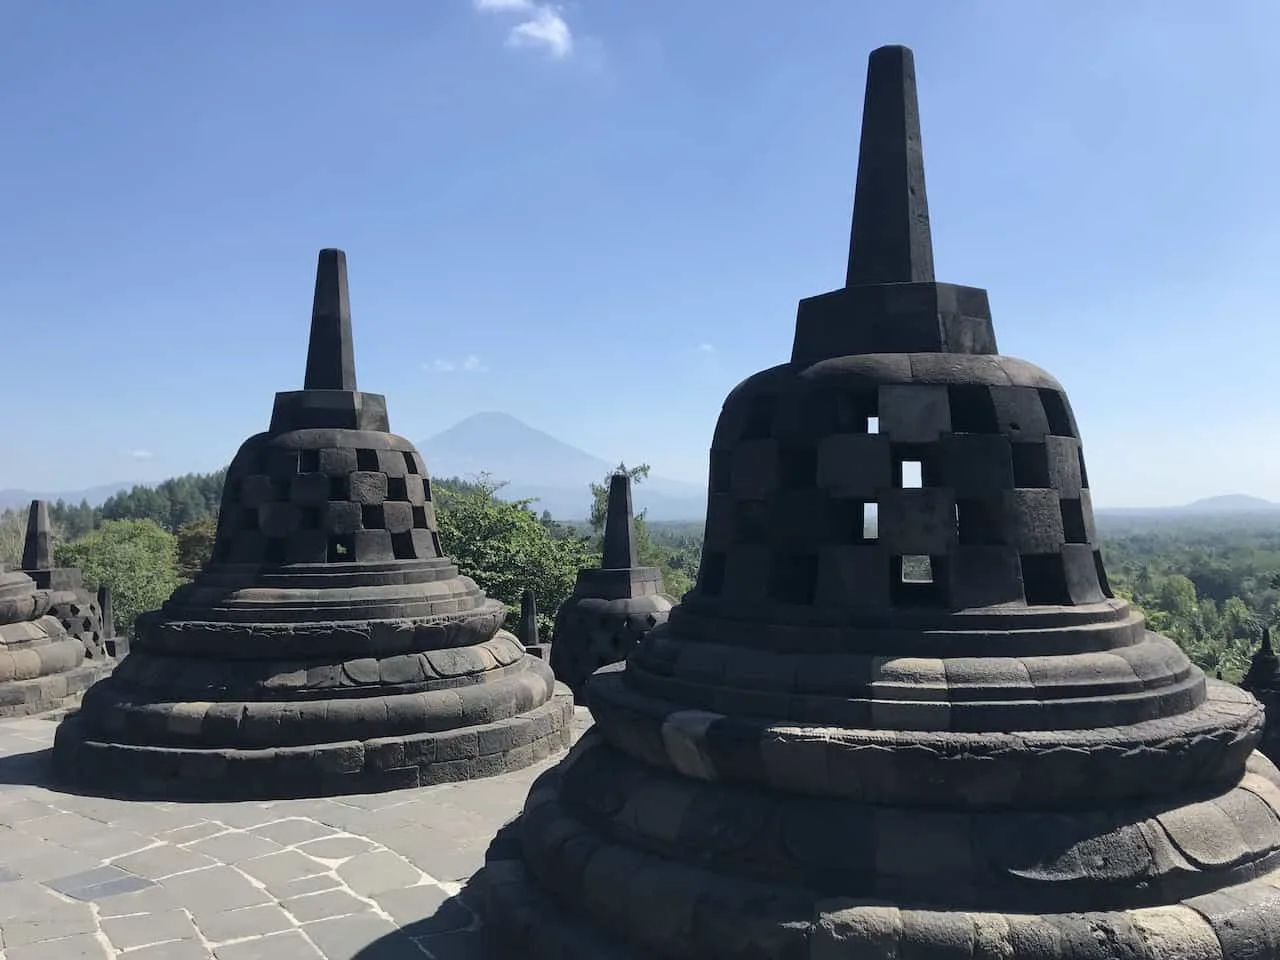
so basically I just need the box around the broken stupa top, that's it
[482,47,1280,960]
[20,499,109,659]
[550,472,674,692]
[54,249,571,798]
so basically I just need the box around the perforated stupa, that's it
[54,249,573,799]
[483,46,1280,959]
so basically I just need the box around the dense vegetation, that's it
[3,468,1279,684]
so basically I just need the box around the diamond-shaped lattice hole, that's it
[70,604,81,616]
[403,451,419,475]
[423,477,433,501]
[356,449,379,471]
[299,449,321,473]
[329,476,349,501]
[361,505,386,529]
[386,477,409,501]
[412,506,429,529]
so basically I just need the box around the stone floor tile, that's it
[195,804,282,829]
[94,883,183,918]
[21,812,110,844]
[336,851,423,897]
[303,913,402,959]
[249,818,340,846]
[158,822,226,845]
[192,903,294,944]
[295,835,378,861]
[7,844,101,883]
[113,843,218,879]
[158,866,273,916]
[372,886,470,932]
[0,798,58,825]
[4,934,111,959]
[239,849,329,887]
[64,828,156,859]
[100,908,200,950]
[213,930,323,960]
[43,865,146,900]
[125,939,215,959]
[186,830,286,864]
[284,888,372,923]
[0,904,97,947]
[415,928,494,960]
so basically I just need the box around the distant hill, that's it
[1098,494,1280,520]
[418,412,707,521]
[0,482,143,512]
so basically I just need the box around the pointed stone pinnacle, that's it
[845,44,936,287]
[602,473,639,570]
[519,589,539,646]
[21,499,51,571]
[1265,627,1275,655]
[303,248,357,391]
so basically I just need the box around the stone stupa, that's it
[21,500,111,661]
[549,473,675,694]
[54,249,573,799]
[484,46,1280,958]
[518,588,551,662]
[1242,627,1280,765]
[0,566,112,717]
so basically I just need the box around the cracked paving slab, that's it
[0,709,592,959]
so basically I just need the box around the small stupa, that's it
[549,473,675,693]
[484,46,1280,958]
[0,566,112,717]
[54,249,573,799]
[1242,627,1280,764]
[518,588,551,661]
[21,500,110,661]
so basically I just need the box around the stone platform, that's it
[0,708,590,960]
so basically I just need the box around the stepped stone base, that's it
[0,661,114,719]
[54,684,574,800]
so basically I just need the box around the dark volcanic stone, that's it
[549,473,675,694]
[484,44,1280,959]
[52,249,571,799]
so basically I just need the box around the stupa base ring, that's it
[484,801,1280,960]
[52,685,573,800]
[0,660,114,719]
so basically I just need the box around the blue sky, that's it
[1,1,1277,507]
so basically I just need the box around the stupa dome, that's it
[483,46,1280,959]
[54,249,573,799]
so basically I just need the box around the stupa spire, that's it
[21,499,51,570]
[303,248,357,391]
[845,44,935,287]
[601,473,638,570]
[518,588,539,646]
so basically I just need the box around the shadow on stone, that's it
[0,744,56,787]
[351,869,498,959]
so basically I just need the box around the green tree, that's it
[435,475,596,638]
[176,517,218,580]
[55,520,181,638]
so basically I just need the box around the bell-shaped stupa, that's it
[0,566,112,717]
[54,249,573,799]
[1243,627,1280,764]
[484,46,1280,958]
[21,500,110,661]
[550,473,675,693]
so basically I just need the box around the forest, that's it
[0,467,1276,682]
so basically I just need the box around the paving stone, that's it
[336,851,423,897]
[0,863,20,881]
[250,819,340,846]
[6,843,100,882]
[294,835,378,861]
[158,866,272,916]
[187,831,285,864]
[192,904,294,944]
[101,908,199,950]
[113,843,218,879]
[44,865,155,901]
[303,913,401,959]
[125,940,214,960]
[0,798,57,825]
[22,812,110,844]
[0,904,96,947]
[239,850,329,887]
[94,884,183,918]
[213,930,323,960]
[158,822,225,845]
[4,934,111,959]
[284,888,372,923]
[372,885,472,931]
[261,871,343,902]
[65,828,155,859]
[375,827,485,883]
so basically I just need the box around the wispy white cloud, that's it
[126,449,154,461]
[423,356,489,374]
[696,343,715,353]
[473,0,574,59]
